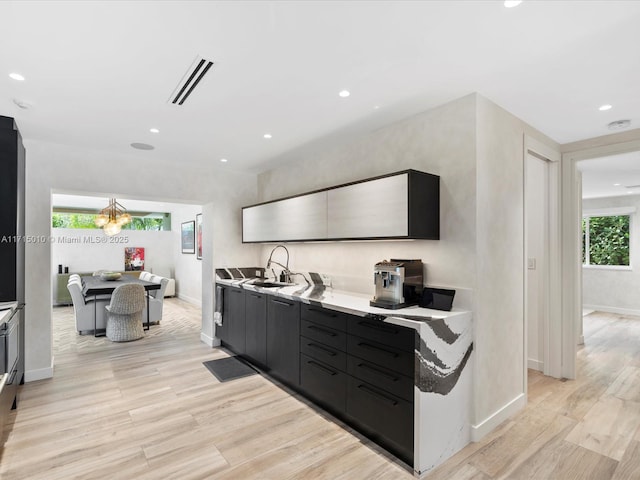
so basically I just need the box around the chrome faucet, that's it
[266,244,291,282]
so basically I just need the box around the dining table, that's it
[81,276,161,336]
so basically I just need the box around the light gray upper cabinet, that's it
[242,191,327,242]
[328,174,408,239]
[242,170,439,243]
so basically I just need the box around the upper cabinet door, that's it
[328,174,408,239]
[243,191,327,242]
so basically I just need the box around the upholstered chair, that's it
[105,284,146,342]
[142,276,169,324]
[67,282,109,334]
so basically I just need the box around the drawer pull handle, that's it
[272,299,292,307]
[357,363,398,382]
[307,342,337,356]
[308,360,337,376]
[358,321,398,334]
[357,342,399,358]
[308,307,338,318]
[308,325,337,337]
[357,384,398,406]
[249,293,262,298]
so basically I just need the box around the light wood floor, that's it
[426,311,640,480]
[0,299,411,479]
[1,306,639,479]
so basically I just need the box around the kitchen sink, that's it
[251,281,295,288]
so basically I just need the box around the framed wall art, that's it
[196,213,203,260]
[181,220,195,254]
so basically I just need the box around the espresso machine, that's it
[370,259,423,309]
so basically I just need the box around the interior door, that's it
[526,154,550,373]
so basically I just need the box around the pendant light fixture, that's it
[94,198,131,236]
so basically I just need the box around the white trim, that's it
[583,206,636,217]
[471,393,526,442]
[25,365,54,382]
[177,293,201,306]
[582,265,632,271]
[200,331,221,347]
[524,135,563,381]
[527,359,544,371]
[582,304,640,317]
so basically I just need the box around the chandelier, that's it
[94,198,131,236]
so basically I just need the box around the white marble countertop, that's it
[215,278,471,329]
[0,304,16,325]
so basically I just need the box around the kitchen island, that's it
[215,274,473,477]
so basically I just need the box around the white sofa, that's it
[139,271,175,297]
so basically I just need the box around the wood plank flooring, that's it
[1,306,639,479]
[0,299,411,479]
[426,311,640,480]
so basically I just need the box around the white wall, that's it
[171,204,202,305]
[50,227,173,301]
[24,140,259,381]
[258,94,478,294]
[257,93,560,438]
[582,194,640,315]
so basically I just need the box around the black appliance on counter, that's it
[0,115,26,444]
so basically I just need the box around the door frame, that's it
[524,136,561,389]
[561,137,640,379]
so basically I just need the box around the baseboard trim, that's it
[25,364,54,382]
[177,293,202,307]
[471,393,526,442]
[527,359,544,371]
[200,332,220,347]
[583,304,640,317]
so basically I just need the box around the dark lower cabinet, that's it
[300,353,347,413]
[266,296,300,386]
[219,286,246,354]
[346,376,414,465]
[216,288,416,467]
[244,291,267,366]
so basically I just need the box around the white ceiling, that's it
[2,1,640,174]
[579,151,640,199]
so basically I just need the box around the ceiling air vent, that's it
[623,184,640,189]
[168,56,214,106]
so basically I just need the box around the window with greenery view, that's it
[52,211,170,231]
[582,214,630,267]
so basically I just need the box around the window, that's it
[52,211,171,231]
[582,213,630,267]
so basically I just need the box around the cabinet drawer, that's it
[347,355,414,403]
[300,336,347,371]
[300,303,347,332]
[348,335,414,376]
[300,354,347,413]
[301,319,347,352]
[347,318,415,352]
[346,376,413,465]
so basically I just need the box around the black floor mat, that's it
[203,356,258,382]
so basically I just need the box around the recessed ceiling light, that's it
[373,105,380,110]
[504,0,522,7]
[627,191,634,194]
[608,119,631,131]
[130,142,155,150]
[598,104,612,111]
[149,128,160,133]
[220,158,228,163]
[263,134,272,139]
[614,183,621,186]
[339,90,350,98]
[9,72,25,81]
